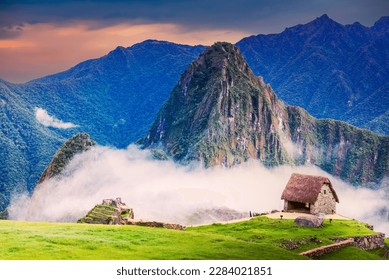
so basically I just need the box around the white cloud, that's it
[35,107,78,129]
[7,145,389,234]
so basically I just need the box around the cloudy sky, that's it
[0,0,388,83]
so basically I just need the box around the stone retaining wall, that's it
[301,233,386,259]
[299,239,354,258]
[331,233,385,250]
[122,219,186,230]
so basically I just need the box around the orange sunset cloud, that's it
[0,22,250,83]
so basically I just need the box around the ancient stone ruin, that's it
[78,197,185,230]
[78,197,134,225]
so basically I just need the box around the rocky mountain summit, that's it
[37,132,95,185]
[139,42,290,167]
[140,42,389,184]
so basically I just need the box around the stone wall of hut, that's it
[311,183,336,214]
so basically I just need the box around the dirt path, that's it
[265,211,352,220]
[188,212,351,228]
[188,217,252,227]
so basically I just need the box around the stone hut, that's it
[281,173,339,214]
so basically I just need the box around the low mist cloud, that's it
[35,107,78,129]
[8,145,389,234]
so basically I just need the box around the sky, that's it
[0,0,388,83]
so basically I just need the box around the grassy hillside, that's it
[0,217,387,260]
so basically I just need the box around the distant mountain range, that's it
[237,14,389,135]
[0,41,205,210]
[0,15,388,210]
[139,42,389,185]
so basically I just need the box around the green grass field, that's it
[0,217,387,260]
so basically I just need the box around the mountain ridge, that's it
[236,14,389,135]
[25,40,206,84]
[0,40,206,210]
[139,42,389,184]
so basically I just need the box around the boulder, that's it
[316,212,325,219]
[294,215,323,228]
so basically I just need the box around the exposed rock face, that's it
[139,42,389,185]
[37,133,95,184]
[78,198,134,225]
[294,215,324,228]
[139,42,293,167]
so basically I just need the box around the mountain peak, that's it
[194,41,238,59]
[140,43,289,167]
[37,133,96,185]
[133,39,173,47]
[109,46,126,55]
[187,42,255,80]
[317,14,330,21]
[274,14,343,37]
[309,13,340,27]
[375,15,389,25]
[131,39,207,50]
[207,41,236,52]
[373,16,389,33]
[175,41,262,111]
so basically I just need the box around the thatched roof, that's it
[281,173,339,204]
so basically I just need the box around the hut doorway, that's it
[286,201,310,213]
